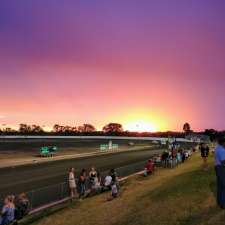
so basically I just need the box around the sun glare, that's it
[124,121,157,132]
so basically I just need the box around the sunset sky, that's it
[0,0,225,131]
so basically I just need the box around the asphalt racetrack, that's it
[0,147,163,199]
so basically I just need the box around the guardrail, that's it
[0,148,194,215]
[29,160,147,210]
[0,135,195,143]
[0,159,149,212]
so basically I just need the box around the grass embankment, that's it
[30,153,225,225]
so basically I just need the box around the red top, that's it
[146,161,154,172]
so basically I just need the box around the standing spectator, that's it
[91,170,101,194]
[78,169,87,199]
[161,151,169,167]
[200,143,210,170]
[0,196,15,225]
[181,150,186,163]
[111,181,118,198]
[89,167,97,188]
[214,137,225,209]
[177,150,182,163]
[68,168,77,198]
[185,151,189,160]
[171,147,177,168]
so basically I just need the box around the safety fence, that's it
[0,148,194,213]
[0,159,151,211]
[30,160,149,210]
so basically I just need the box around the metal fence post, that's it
[60,183,64,199]
[30,190,34,210]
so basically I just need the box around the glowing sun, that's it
[124,121,157,132]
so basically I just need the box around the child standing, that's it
[111,182,118,198]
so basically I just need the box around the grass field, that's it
[28,152,225,225]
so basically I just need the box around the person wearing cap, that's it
[214,137,225,209]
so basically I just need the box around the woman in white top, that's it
[69,168,77,198]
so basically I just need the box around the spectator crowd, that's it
[68,167,120,201]
[0,193,29,225]
[0,144,197,225]
[160,148,193,169]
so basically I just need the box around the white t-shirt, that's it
[104,175,112,186]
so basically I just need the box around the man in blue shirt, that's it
[215,137,225,209]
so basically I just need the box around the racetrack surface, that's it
[0,138,153,162]
[0,147,163,199]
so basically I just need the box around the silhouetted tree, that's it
[0,127,17,134]
[53,124,78,134]
[62,126,70,132]
[53,124,62,133]
[19,124,43,134]
[5,127,13,132]
[19,124,31,133]
[31,125,43,133]
[204,129,218,141]
[71,126,77,132]
[102,123,123,133]
[183,122,191,134]
[78,124,96,133]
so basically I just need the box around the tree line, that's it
[0,123,124,136]
[0,122,224,140]
[0,122,184,137]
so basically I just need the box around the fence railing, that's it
[0,148,194,213]
[26,182,69,210]
[0,159,150,211]
[29,160,148,210]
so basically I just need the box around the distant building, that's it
[185,134,210,143]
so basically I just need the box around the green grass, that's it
[30,154,225,225]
